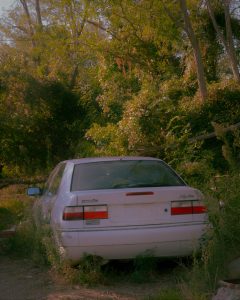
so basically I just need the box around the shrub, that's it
[73,254,105,285]
[202,173,240,283]
[0,184,32,231]
[183,80,240,134]
[0,207,14,231]
[0,218,50,265]
[131,252,159,283]
[180,172,240,297]
[147,289,184,300]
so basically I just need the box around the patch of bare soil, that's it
[0,256,179,300]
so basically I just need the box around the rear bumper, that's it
[57,222,207,262]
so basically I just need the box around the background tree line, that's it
[0,0,240,177]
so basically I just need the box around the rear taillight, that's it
[63,205,108,221]
[192,200,206,214]
[63,206,84,220]
[171,200,206,215]
[84,205,108,220]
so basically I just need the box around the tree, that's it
[19,0,36,47]
[0,0,104,172]
[161,0,208,101]
[206,0,240,82]
[179,0,208,101]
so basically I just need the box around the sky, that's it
[0,0,15,15]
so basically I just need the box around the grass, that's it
[0,183,45,259]
[0,184,32,231]
[146,289,184,300]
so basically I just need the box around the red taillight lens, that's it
[63,205,108,221]
[171,200,206,215]
[192,201,207,214]
[84,205,108,220]
[63,206,84,220]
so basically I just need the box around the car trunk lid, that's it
[67,186,206,228]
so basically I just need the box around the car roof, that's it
[63,156,163,165]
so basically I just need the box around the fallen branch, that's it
[189,122,240,143]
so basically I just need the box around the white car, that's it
[28,157,207,264]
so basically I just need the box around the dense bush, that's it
[0,207,14,231]
[182,81,240,135]
[202,173,240,283]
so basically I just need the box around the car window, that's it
[44,163,66,196]
[71,160,185,191]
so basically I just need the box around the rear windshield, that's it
[71,160,185,191]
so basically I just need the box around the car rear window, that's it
[71,160,185,191]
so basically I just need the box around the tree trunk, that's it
[223,0,240,82]
[206,0,240,83]
[179,0,208,102]
[20,0,36,47]
[35,0,43,29]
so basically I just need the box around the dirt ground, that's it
[0,256,180,300]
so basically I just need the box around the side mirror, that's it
[27,187,42,196]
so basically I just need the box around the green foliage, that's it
[2,220,45,260]
[0,185,31,231]
[202,173,240,283]
[147,289,184,300]
[175,172,240,297]
[176,257,210,300]
[212,122,240,171]
[74,254,105,285]
[97,64,141,122]
[131,252,158,283]
[86,123,128,156]
[0,0,239,175]
[178,157,214,188]
[1,165,22,178]
[0,184,46,261]
[173,81,240,173]
[0,73,87,172]
[184,81,240,134]
[0,207,14,231]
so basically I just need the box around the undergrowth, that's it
[146,289,184,300]
[0,184,31,231]
[177,171,240,298]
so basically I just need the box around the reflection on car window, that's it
[71,160,185,191]
[44,163,66,196]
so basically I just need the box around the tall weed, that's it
[203,173,240,276]
[181,172,240,297]
[131,252,159,283]
[0,184,32,230]
[147,289,184,300]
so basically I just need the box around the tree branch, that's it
[205,0,227,49]
[189,122,240,143]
